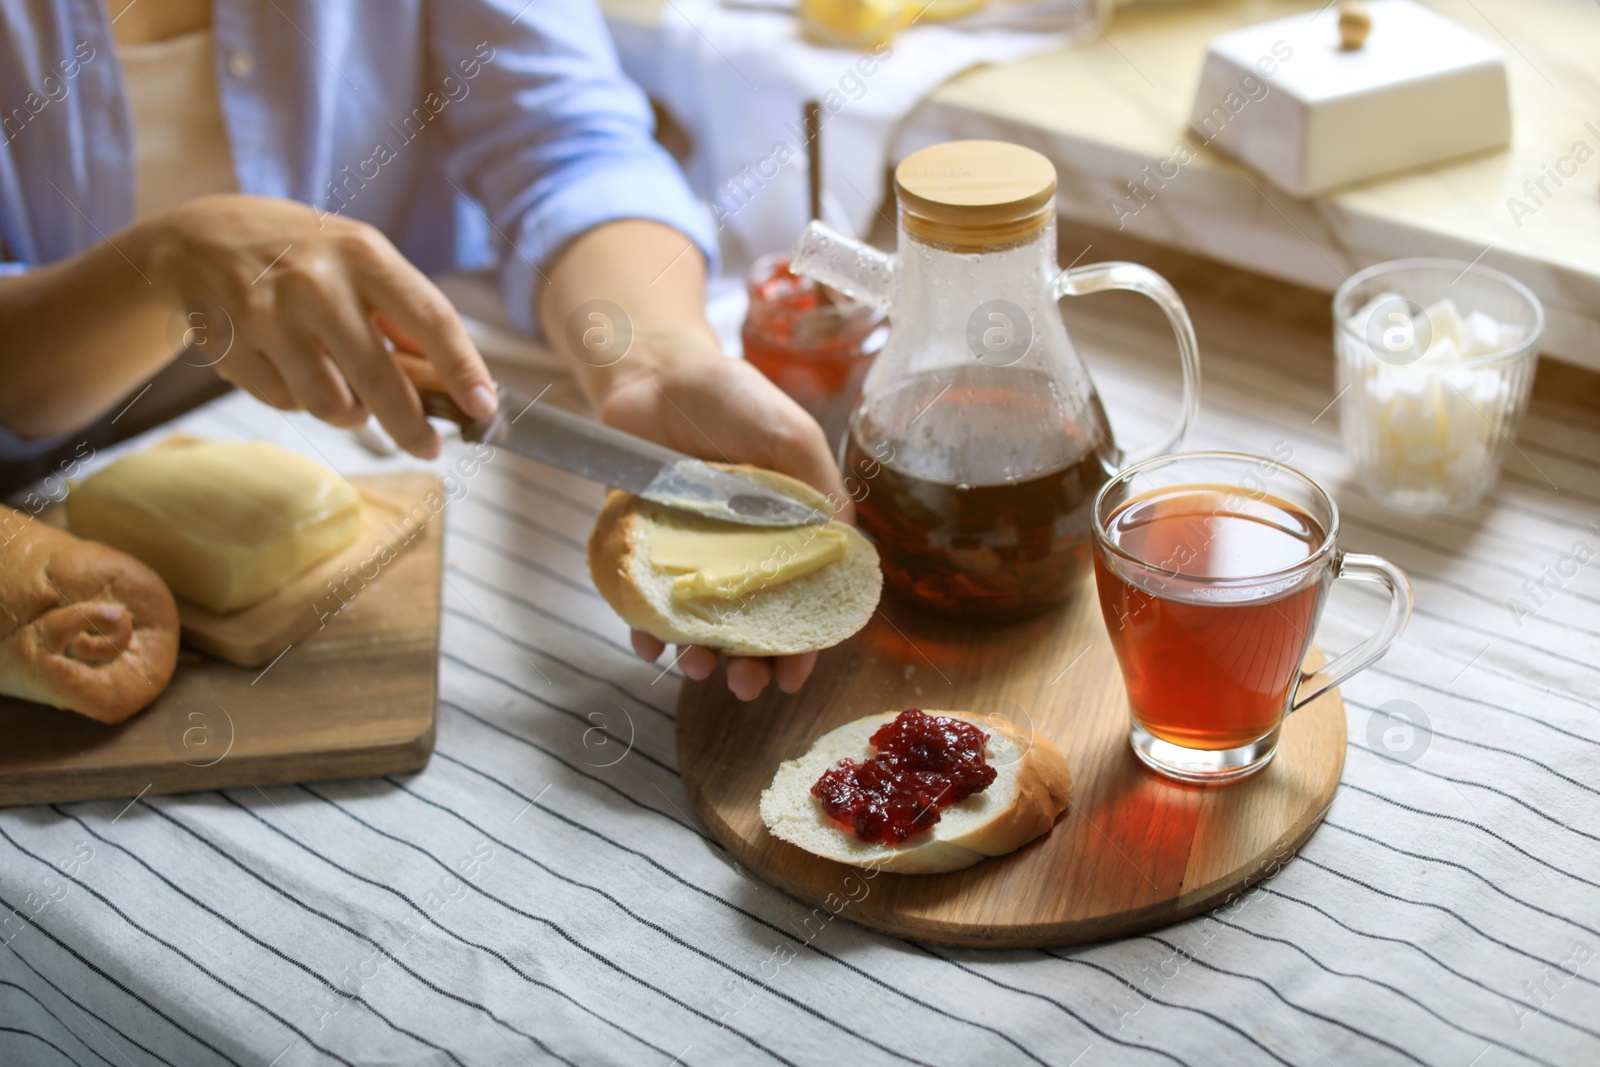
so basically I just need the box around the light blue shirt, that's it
[0,0,716,456]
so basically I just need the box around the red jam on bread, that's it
[810,709,997,844]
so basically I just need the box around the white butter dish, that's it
[1189,0,1510,197]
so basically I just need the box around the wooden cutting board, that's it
[677,576,1346,948]
[63,433,432,668]
[0,473,443,808]
[168,482,436,668]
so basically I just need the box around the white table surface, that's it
[2,286,1598,1065]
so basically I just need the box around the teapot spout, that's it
[790,221,893,312]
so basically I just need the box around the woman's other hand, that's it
[539,218,856,702]
[598,339,851,702]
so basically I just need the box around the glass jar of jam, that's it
[741,253,888,449]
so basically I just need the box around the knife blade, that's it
[422,385,829,527]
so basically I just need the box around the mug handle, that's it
[1291,552,1414,711]
[1052,262,1202,466]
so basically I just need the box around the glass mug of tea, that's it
[1092,452,1413,783]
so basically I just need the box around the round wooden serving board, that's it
[676,576,1346,948]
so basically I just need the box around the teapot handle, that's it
[1052,262,1201,467]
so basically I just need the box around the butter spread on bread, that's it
[588,464,881,656]
[650,523,849,604]
[0,510,179,723]
[67,440,362,614]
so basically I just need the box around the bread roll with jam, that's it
[587,465,881,656]
[0,512,179,723]
[761,709,1072,874]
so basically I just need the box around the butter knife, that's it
[421,385,828,527]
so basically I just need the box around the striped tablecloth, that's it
[2,282,1598,1067]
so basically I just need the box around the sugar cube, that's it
[1419,298,1465,353]
[1422,336,1463,364]
[1462,311,1502,358]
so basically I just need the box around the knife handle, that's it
[417,389,480,436]
[399,353,499,443]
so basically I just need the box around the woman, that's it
[0,0,841,699]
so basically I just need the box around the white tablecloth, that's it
[2,307,1598,1066]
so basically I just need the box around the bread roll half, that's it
[761,710,1073,874]
[587,466,881,656]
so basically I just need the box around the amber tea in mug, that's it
[1096,485,1329,750]
[1092,453,1412,783]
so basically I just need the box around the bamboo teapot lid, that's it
[894,140,1057,250]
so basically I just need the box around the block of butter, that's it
[1189,0,1510,197]
[67,440,363,614]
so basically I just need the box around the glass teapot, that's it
[792,140,1201,619]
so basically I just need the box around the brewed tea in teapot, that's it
[793,141,1201,619]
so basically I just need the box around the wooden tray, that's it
[677,577,1346,948]
[0,473,443,808]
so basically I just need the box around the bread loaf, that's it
[761,710,1072,874]
[0,511,180,723]
[588,465,881,656]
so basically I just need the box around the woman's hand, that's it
[536,217,854,702]
[598,342,850,701]
[150,195,497,457]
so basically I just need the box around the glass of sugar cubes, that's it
[1334,258,1544,515]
